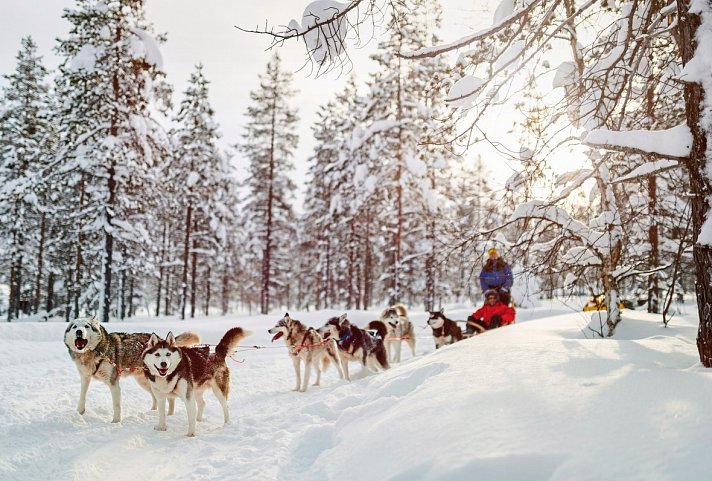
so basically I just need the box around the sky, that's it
[0,299,707,481]
[0,0,504,202]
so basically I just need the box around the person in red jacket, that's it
[466,289,515,335]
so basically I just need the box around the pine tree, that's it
[240,53,299,314]
[0,36,55,321]
[54,0,171,321]
[170,64,225,319]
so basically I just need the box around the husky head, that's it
[64,315,102,353]
[142,332,182,378]
[427,310,446,329]
[268,313,295,342]
[381,307,402,329]
[319,313,349,339]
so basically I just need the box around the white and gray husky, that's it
[141,327,250,436]
[269,313,343,392]
[380,304,415,362]
[64,315,200,423]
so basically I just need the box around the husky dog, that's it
[142,327,251,437]
[365,320,388,340]
[380,304,415,362]
[318,313,389,380]
[427,310,464,349]
[268,313,344,392]
[64,315,200,423]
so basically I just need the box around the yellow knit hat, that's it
[487,247,499,256]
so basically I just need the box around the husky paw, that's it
[154,424,167,432]
[185,432,195,437]
[77,408,85,415]
[111,417,121,423]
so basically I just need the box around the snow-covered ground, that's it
[0,300,708,481]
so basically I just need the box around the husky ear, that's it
[147,333,159,348]
[89,314,99,326]
[284,312,290,319]
[339,313,348,321]
[166,331,176,347]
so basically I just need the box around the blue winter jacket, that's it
[479,259,513,292]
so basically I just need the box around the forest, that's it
[0,0,709,352]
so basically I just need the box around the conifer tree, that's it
[240,53,299,314]
[171,64,225,319]
[54,0,171,321]
[0,36,55,321]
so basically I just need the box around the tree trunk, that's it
[155,223,166,317]
[204,266,211,316]
[128,276,134,318]
[262,98,277,315]
[190,221,198,319]
[647,175,660,313]
[221,266,229,315]
[74,173,85,319]
[180,203,193,320]
[46,271,55,313]
[363,209,373,310]
[677,1,712,366]
[119,269,126,320]
[34,212,46,314]
[164,267,171,317]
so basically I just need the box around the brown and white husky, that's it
[141,327,250,436]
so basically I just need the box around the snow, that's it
[1,303,709,481]
[289,1,348,66]
[614,159,679,183]
[584,124,693,158]
[129,28,164,69]
[446,75,483,108]
[552,61,577,88]
[68,44,100,73]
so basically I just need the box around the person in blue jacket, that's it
[479,247,513,305]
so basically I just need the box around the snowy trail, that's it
[2,304,712,481]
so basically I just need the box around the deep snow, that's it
[0,300,709,481]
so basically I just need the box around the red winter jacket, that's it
[471,302,516,328]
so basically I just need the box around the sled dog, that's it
[64,315,200,423]
[365,320,388,341]
[427,310,464,349]
[268,313,344,392]
[318,313,389,380]
[380,304,415,362]
[142,327,251,437]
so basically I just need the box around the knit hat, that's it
[484,289,499,300]
[487,247,499,256]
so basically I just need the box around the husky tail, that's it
[376,343,390,370]
[214,327,252,362]
[175,331,201,347]
[366,320,388,339]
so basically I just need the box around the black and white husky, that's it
[380,304,415,362]
[427,310,464,349]
[141,327,250,437]
[269,313,344,392]
[64,315,200,423]
[318,313,389,380]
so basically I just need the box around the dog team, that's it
[63,304,468,436]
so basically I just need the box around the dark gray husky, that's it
[318,313,389,381]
